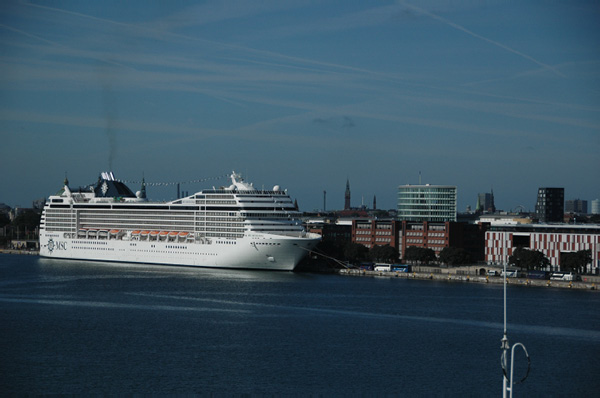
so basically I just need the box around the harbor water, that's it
[1,254,599,396]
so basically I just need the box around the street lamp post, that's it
[501,262,530,398]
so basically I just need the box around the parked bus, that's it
[501,269,519,278]
[374,263,391,272]
[391,264,411,273]
[526,270,549,280]
[550,272,580,281]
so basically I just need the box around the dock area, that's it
[339,268,599,291]
[0,249,39,256]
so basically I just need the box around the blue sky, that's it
[1,0,598,212]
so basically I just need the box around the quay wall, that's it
[0,249,39,256]
[339,268,600,291]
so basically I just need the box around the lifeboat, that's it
[110,229,120,234]
[131,230,141,236]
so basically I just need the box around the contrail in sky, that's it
[398,1,565,77]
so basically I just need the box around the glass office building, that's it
[397,185,457,222]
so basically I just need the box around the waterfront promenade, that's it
[339,267,600,291]
[0,249,39,256]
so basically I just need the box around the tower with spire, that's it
[344,179,351,210]
[140,176,147,199]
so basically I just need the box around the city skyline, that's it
[1,1,598,212]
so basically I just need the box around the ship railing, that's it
[204,189,287,195]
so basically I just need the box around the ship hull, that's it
[39,232,320,271]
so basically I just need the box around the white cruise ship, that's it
[39,172,321,271]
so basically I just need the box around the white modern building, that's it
[397,185,457,222]
[592,199,600,215]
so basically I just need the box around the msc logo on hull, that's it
[47,238,67,253]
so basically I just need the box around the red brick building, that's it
[351,219,486,262]
[352,219,399,250]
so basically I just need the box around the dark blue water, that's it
[1,254,599,396]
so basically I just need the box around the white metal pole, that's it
[502,261,508,398]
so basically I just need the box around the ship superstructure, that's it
[39,172,320,270]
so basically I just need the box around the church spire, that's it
[140,175,147,199]
[344,179,351,210]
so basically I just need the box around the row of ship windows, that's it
[206,233,244,238]
[75,210,238,217]
[45,210,73,215]
[198,222,245,227]
[79,215,196,221]
[196,217,244,222]
[47,212,295,221]
[397,207,456,211]
[73,246,114,251]
[45,223,75,228]
[244,213,296,218]
[80,222,195,227]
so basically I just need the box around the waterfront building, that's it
[485,224,600,273]
[397,185,457,222]
[565,199,588,214]
[350,219,486,263]
[535,187,564,222]
[398,221,486,262]
[352,219,399,250]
